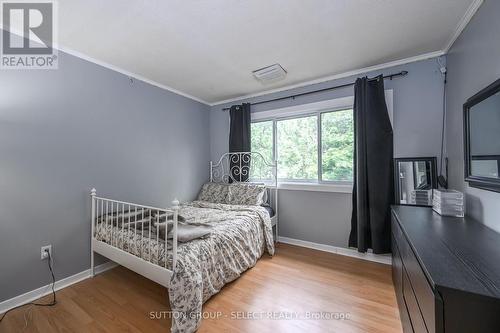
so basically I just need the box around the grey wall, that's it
[210,57,445,249]
[0,50,210,302]
[446,0,500,232]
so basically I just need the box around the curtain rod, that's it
[222,70,408,111]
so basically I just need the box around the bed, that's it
[90,152,278,332]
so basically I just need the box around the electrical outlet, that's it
[41,245,52,260]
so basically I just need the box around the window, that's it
[321,109,354,181]
[250,120,274,180]
[251,108,354,184]
[277,116,317,181]
[250,120,273,164]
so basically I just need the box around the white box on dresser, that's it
[432,189,464,217]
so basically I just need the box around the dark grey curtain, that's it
[348,76,394,254]
[229,103,251,182]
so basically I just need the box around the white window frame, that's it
[251,90,393,193]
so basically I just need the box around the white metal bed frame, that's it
[90,151,277,287]
[210,151,279,240]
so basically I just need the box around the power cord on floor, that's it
[0,250,57,324]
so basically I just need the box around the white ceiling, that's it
[54,0,479,104]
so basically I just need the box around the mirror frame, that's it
[394,157,437,207]
[463,78,500,193]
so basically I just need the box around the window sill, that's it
[278,182,353,194]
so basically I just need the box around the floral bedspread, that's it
[169,201,274,332]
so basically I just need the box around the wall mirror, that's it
[394,157,437,206]
[464,79,500,192]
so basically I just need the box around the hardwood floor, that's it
[1,244,402,333]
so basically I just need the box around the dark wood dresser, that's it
[391,206,500,333]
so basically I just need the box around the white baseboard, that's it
[93,261,119,275]
[278,236,392,265]
[0,261,118,315]
[1,239,389,316]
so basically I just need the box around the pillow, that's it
[243,181,269,204]
[155,221,212,242]
[168,223,213,242]
[155,212,186,224]
[154,221,174,239]
[197,183,230,204]
[152,212,186,237]
[98,208,152,226]
[122,217,154,230]
[261,187,269,205]
[227,183,267,206]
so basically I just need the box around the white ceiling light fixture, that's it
[252,64,287,84]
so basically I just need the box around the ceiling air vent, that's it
[252,64,287,84]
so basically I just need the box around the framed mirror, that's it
[464,79,500,193]
[394,157,437,206]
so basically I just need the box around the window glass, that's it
[321,110,354,181]
[250,121,274,179]
[277,116,318,181]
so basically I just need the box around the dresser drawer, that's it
[392,214,436,333]
[392,234,403,299]
[403,268,428,333]
[392,235,413,333]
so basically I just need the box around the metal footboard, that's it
[90,188,179,287]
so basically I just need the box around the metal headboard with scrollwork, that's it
[209,152,279,242]
[210,151,277,185]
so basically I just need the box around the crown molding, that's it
[3,0,483,107]
[0,26,211,106]
[443,0,483,52]
[56,46,211,105]
[210,50,445,106]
